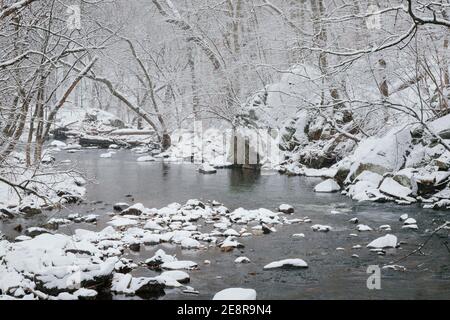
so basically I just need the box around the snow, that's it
[357,224,373,232]
[234,257,251,264]
[223,229,240,237]
[143,220,164,231]
[74,288,98,298]
[120,203,145,215]
[402,224,418,230]
[213,288,257,300]
[314,179,341,193]
[292,233,305,238]
[100,152,113,158]
[161,260,198,270]
[278,204,294,214]
[159,270,190,283]
[180,238,201,249]
[198,163,217,174]
[367,234,398,249]
[311,224,332,232]
[354,171,383,186]
[50,140,67,148]
[137,156,156,162]
[379,178,414,201]
[263,258,308,269]
[108,217,139,228]
[404,218,417,225]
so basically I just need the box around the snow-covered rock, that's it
[213,288,257,300]
[314,179,341,193]
[234,257,251,264]
[264,258,308,269]
[198,163,217,174]
[402,224,418,230]
[311,224,331,232]
[180,238,201,249]
[292,233,305,238]
[161,260,198,270]
[367,234,398,249]
[120,203,145,216]
[357,224,373,232]
[278,204,294,214]
[160,270,190,284]
[379,178,414,201]
[108,217,138,228]
[137,156,156,162]
[404,218,417,225]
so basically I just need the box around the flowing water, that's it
[1,149,449,299]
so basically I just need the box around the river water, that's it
[2,149,449,299]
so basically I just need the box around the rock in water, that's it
[311,224,331,232]
[180,238,201,249]
[278,204,294,214]
[357,224,373,232]
[234,257,251,264]
[213,288,257,300]
[403,218,417,225]
[161,260,198,270]
[263,258,308,269]
[379,178,414,201]
[314,179,341,193]
[367,234,398,249]
[349,218,359,224]
[113,203,129,211]
[160,270,190,284]
[137,156,156,162]
[120,203,145,216]
[198,163,217,174]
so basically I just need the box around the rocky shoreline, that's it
[1,198,418,300]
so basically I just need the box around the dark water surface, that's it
[2,149,449,299]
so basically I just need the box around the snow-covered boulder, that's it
[198,163,217,174]
[108,217,138,228]
[311,224,331,232]
[263,258,308,269]
[314,179,341,193]
[357,224,373,232]
[120,203,145,216]
[161,260,198,270]
[367,234,398,249]
[347,127,412,180]
[111,273,165,297]
[180,238,201,249]
[234,257,251,264]
[379,178,414,201]
[137,156,156,162]
[213,288,257,300]
[404,218,417,225]
[278,204,294,214]
[159,270,190,284]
